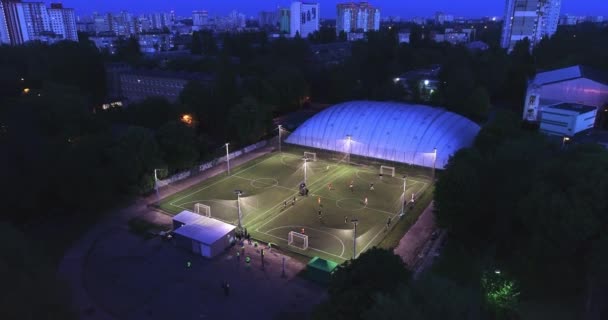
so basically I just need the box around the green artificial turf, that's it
[158,148,432,263]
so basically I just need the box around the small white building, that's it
[540,103,597,137]
[172,210,236,258]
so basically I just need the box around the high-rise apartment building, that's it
[0,1,77,43]
[336,2,380,34]
[501,0,561,51]
[279,8,290,34]
[192,10,208,31]
[48,3,77,41]
[1,0,31,45]
[21,2,50,36]
[0,1,10,43]
[290,1,319,38]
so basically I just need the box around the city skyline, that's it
[48,0,606,19]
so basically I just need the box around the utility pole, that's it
[432,148,437,180]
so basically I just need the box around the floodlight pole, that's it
[401,175,407,216]
[278,125,282,153]
[303,157,308,185]
[351,218,359,259]
[225,143,231,175]
[235,190,243,229]
[153,169,161,199]
[346,135,352,164]
[432,148,437,180]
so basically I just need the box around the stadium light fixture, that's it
[424,79,430,86]
[401,175,407,217]
[225,143,231,175]
[234,190,243,228]
[153,168,162,199]
[302,156,309,185]
[351,218,359,259]
[278,124,283,153]
[346,135,352,164]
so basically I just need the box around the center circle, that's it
[336,198,366,211]
[250,178,279,189]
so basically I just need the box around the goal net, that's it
[303,151,317,161]
[288,231,309,250]
[194,203,211,217]
[380,166,396,177]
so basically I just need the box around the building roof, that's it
[532,65,608,87]
[173,210,235,245]
[120,69,214,82]
[546,103,597,115]
[285,101,480,169]
[307,256,339,273]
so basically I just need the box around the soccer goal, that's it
[303,151,317,161]
[288,231,309,250]
[380,165,396,177]
[194,203,211,217]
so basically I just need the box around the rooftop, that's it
[173,210,236,245]
[533,65,608,86]
[546,103,597,114]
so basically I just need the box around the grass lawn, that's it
[157,147,432,263]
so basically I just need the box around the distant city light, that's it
[424,80,430,86]
[23,88,30,94]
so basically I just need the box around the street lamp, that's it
[401,175,407,217]
[234,190,243,228]
[302,156,309,185]
[562,136,570,149]
[351,218,359,259]
[225,143,231,175]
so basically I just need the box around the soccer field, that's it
[158,149,431,263]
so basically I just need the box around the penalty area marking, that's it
[262,225,347,258]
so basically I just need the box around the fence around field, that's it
[155,139,270,188]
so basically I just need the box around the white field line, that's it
[168,154,277,207]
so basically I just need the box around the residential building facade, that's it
[336,2,380,34]
[290,1,319,38]
[501,0,561,51]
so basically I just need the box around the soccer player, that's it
[301,228,305,234]
[349,182,354,193]
[370,183,374,191]
[344,216,348,223]
[328,183,333,191]
[364,197,368,206]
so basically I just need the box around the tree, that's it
[191,31,202,55]
[363,275,478,320]
[116,36,142,65]
[229,96,273,145]
[107,126,163,195]
[313,248,411,320]
[157,121,199,172]
[464,86,491,121]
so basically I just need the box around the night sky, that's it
[56,0,607,18]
